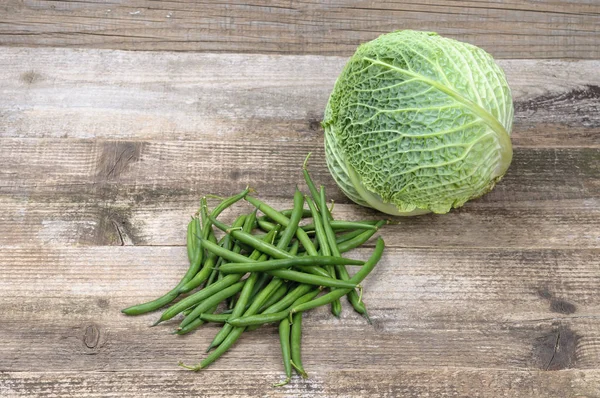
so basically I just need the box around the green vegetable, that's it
[323,30,513,216]
[124,160,386,384]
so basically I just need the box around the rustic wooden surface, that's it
[1,2,600,397]
[1,0,600,59]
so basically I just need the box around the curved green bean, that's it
[199,313,230,323]
[290,238,384,315]
[228,289,320,327]
[267,269,356,289]
[219,256,364,274]
[123,189,249,316]
[338,220,386,253]
[290,312,307,378]
[155,274,243,325]
[178,281,245,330]
[245,196,318,256]
[211,216,294,260]
[274,318,292,387]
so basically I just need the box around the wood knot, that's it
[532,324,578,371]
[83,324,101,350]
[20,70,43,85]
[96,141,144,180]
[537,287,577,314]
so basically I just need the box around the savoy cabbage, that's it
[323,30,514,215]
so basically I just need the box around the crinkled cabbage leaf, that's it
[323,30,514,215]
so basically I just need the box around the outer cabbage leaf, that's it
[323,30,514,215]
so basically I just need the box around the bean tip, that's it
[178,361,200,371]
[302,152,312,169]
[273,377,291,387]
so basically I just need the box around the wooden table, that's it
[1,1,599,397]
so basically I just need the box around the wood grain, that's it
[1,1,599,59]
[1,370,599,397]
[3,369,600,397]
[1,48,599,145]
[1,246,599,373]
[0,137,598,248]
[0,47,599,395]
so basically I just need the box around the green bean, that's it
[291,238,384,315]
[213,278,255,348]
[319,187,341,257]
[178,281,245,330]
[260,284,314,315]
[207,272,257,347]
[302,220,379,232]
[305,197,331,256]
[267,269,356,289]
[206,248,224,287]
[218,281,285,330]
[302,153,325,215]
[226,212,257,309]
[227,310,289,327]
[274,318,292,387]
[211,216,294,260]
[259,284,288,312]
[318,186,345,317]
[337,220,385,253]
[201,238,252,263]
[249,273,272,300]
[122,219,205,315]
[245,196,318,256]
[186,217,198,264]
[182,306,196,317]
[330,294,343,318]
[206,215,247,289]
[276,189,304,250]
[228,289,320,327]
[219,256,364,274]
[257,219,280,233]
[200,236,339,287]
[257,208,312,222]
[179,325,245,370]
[201,188,250,238]
[246,284,296,331]
[209,228,277,350]
[174,317,205,335]
[335,228,371,244]
[156,274,243,324]
[259,219,378,234]
[288,240,299,256]
[199,313,230,323]
[298,264,336,279]
[347,237,384,284]
[178,227,218,294]
[305,194,338,317]
[319,187,369,317]
[122,190,249,316]
[290,312,307,378]
[243,278,284,319]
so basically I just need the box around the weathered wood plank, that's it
[1,369,600,397]
[0,195,598,249]
[1,48,599,145]
[0,137,597,248]
[0,1,599,59]
[0,140,597,199]
[1,246,599,372]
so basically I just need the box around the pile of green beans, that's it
[122,155,386,386]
